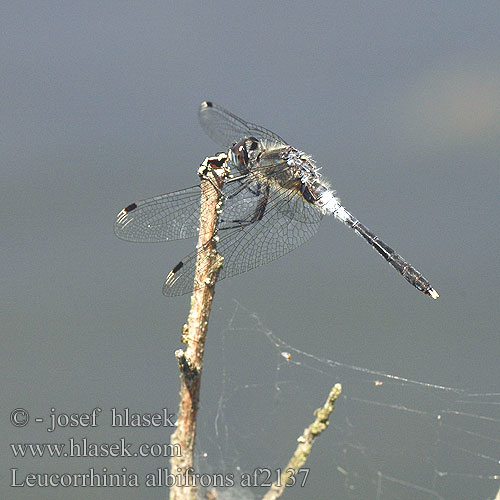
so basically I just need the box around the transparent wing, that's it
[114,186,202,242]
[198,101,288,150]
[114,165,271,243]
[162,182,323,296]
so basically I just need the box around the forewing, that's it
[198,101,287,150]
[163,184,323,295]
[114,163,264,243]
[114,185,202,242]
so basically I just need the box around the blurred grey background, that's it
[2,2,499,499]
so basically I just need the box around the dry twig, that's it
[262,383,342,500]
[169,154,228,500]
[168,154,341,500]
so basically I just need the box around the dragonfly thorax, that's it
[281,147,320,182]
[280,147,341,214]
[230,138,340,214]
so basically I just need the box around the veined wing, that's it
[199,101,287,151]
[114,186,203,242]
[113,169,263,243]
[114,155,308,243]
[163,182,323,295]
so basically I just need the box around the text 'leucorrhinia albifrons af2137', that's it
[114,101,438,299]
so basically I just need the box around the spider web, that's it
[194,301,500,500]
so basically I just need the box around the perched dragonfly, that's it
[114,101,438,299]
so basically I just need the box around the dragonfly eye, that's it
[239,144,249,164]
[230,140,246,166]
[230,141,249,166]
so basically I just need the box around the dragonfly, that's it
[114,101,438,299]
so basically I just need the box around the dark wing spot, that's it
[204,101,213,108]
[124,203,137,213]
[172,261,184,273]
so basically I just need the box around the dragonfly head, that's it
[230,137,260,169]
